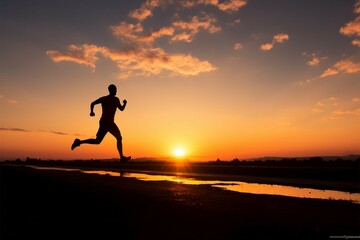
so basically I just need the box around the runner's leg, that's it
[72,121,107,150]
[109,123,130,160]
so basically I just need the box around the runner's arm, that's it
[118,98,127,111]
[90,98,102,116]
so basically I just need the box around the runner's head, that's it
[108,84,117,96]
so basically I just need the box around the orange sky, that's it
[1,0,359,161]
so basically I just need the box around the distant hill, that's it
[245,155,360,162]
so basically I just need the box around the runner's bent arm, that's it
[118,98,127,111]
[90,98,103,116]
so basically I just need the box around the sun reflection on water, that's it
[30,166,360,204]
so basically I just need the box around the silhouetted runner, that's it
[71,84,131,162]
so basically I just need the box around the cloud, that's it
[273,33,289,43]
[0,127,86,136]
[115,14,221,75]
[233,42,243,50]
[259,33,289,51]
[47,0,249,78]
[38,130,75,136]
[47,0,250,78]
[129,0,247,23]
[0,127,29,132]
[133,13,222,44]
[311,97,360,120]
[302,53,327,66]
[312,97,338,113]
[306,57,321,66]
[228,18,241,26]
[320,59,360,78]
[110,22,145,46]
[128,0,160,22]
[48,12,220,78]
[355,0,360,14]
[259,43,273,51]
[0,95,19,104]
[170,14,221,42]
[217,0,247,13]
[138,26,175,43]
[106,47,216,78]
[7,99,18,104]
[332,108,360,118]
[48,43,216,79]
[339,2,360,47]
[340,16,360,37]
[181,0,219,8]
[46,44,109,70]
[352,39,360,47]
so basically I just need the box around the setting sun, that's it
[173,148,186,158]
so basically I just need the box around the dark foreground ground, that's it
[1,165,359,240]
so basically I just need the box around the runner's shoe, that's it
[71,139,81,150]
[120,156,131,163]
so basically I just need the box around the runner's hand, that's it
[123,99,127,105]
[90,112,95,117]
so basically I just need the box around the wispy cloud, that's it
[128,0,159,22]
[352,39,360,47]
[38,130,81,136]
[228,18,240,26]
[8,99,18,104]
[332,108,360,118]
[111,14,221,45]
[233,42,243,50]
[340,16,360,37]
[48,43,216,79]
[299,3,360,85]
[0,127,86,137]
[340,1,360,47]
[273,33,289,43]
[46,44,109,70]
[107,47,217,78]
[180,0,220,8]
[217,0,247,13]
[320,59,360,78]
[299,58,360,84]
[129,0,247,22]
[0,127,29,132]
[259,33,289,51]
[312,97,338,113]
[170,14,221,42]
[355,0,360,14]
[311,97,360,120]
[302,52,327,66]
[0,94,19,104]
[109,22,144,46]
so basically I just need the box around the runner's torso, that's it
[100,95,120,122]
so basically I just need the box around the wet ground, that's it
[30,165,360,204]
[1,165,359,239]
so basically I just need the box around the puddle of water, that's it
[213,182,360,204]
[30,166,80,172]
[29,166,360,204]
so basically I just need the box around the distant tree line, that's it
[2,156,359,168]
[212,157,360,168]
